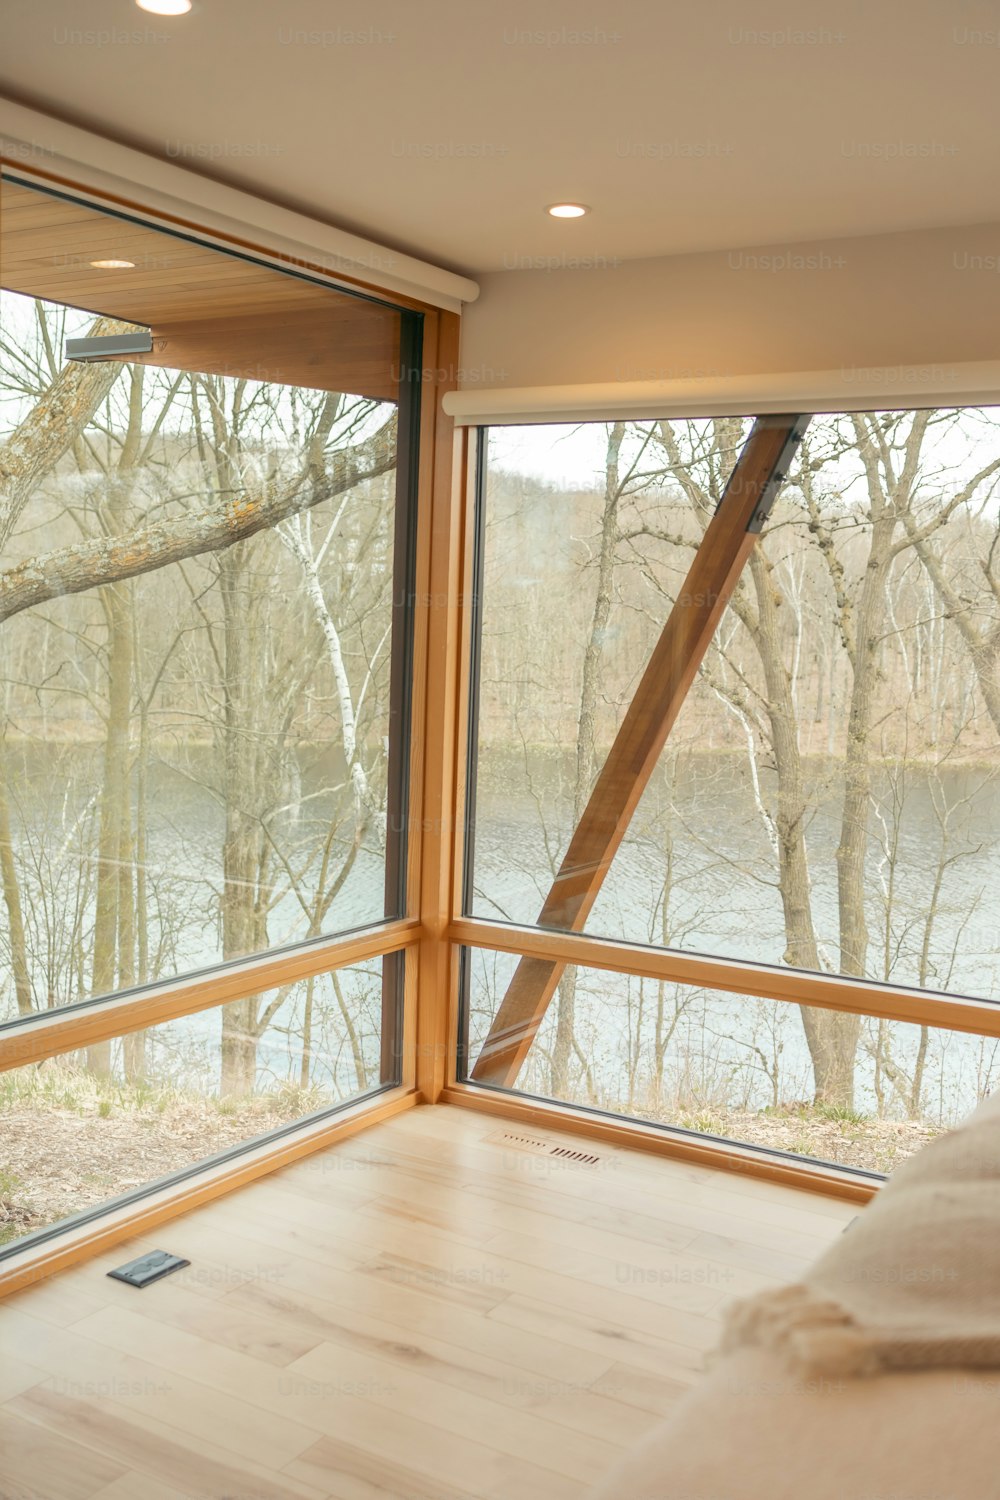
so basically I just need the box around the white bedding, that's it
[591,1093,1000,1500]
[591,1345,1000,1499]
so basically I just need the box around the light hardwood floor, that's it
[0,1103,857,1500]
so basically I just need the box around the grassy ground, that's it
[0,1065,333,1248]
[667,1102,942,1174]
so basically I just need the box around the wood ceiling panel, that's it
[0,177,401,402]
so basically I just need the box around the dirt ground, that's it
[0,1092,315,1246]
[689,1107,941,1174]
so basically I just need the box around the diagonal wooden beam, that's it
[470,412,810,1086]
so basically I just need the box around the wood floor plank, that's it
[239,1168,380,1214]
[0,1350,47,1403]
[289,1146,578,1242]
[590,1359,693,1414]
[685,1226,822,1281]
[103,1277,326,1368]
[488,1292,709,1382]
[482,1226,731,1314]
[483,1220,787,1301]
[0,1405,127,1499]
[92,1473,193,1500]
[500,1372,657,1447]
[289,1339,624,1483]
[272,1163,507,1249]
[265,1189,739,1322]
[199,1187,516,1307]
[285,1430,583,1500]
[326,1132,829,1271]
[7,1385,327,1500]
[0,1305,320,1471]
[281,1434,480,1500]
[224,1273,616,1389]
[5,1267,126,1330]
[466,1170,820,1279]
[226,1270,620,1429]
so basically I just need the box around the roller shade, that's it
[442,362,1000,425]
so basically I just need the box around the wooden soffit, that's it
[0,174,401,403]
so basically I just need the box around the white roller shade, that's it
[443,363,1000,426]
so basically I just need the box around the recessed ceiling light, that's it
[547,203,588,219]
[136,0,192,14]
[90,259,136,269]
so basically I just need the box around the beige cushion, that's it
[590,1346,1000,1499]
[720,1089,1000,1379]
[593,1094,1000,1498]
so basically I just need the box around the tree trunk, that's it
[740,549,864,1106]
[218,542,265,1098]
[902,513,1000,738]
[87,570,132,1076]
[829,503,899,1113]
[135,694,151,987]
[300,977,315,1091]
[88,371,145,1076]
[119,751,143,1080]
[550,422,625,1096]
[0,738,33,1017]
[0,316,132,550]
[333,971,369,1094]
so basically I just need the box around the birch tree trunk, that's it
[550,422,625,1096]
[0,738,32,1017]
[88,368,145,1076]
[0,316,131,549]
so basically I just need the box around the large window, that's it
[0,175,420,1255]
[461,412,1000,1173]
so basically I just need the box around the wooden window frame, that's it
[444,412,1000,1203]
[0,919,420,1074]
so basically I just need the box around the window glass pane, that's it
[587,411,1000,1004]
[0,182,413,1021]
[0,954,399,1253]
[467,411,1000,1113]
[464,947,996,1176]
[468,417,749,928]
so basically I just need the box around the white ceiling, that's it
[2,0,998,275]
